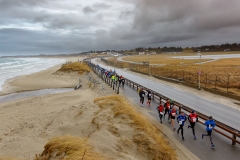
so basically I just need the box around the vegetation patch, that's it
[94,95,177,160]
[35,136,105,160]
[58,62,91,74]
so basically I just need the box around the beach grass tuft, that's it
[58,62,91,74]
[35,136,105,160]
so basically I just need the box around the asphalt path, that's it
[117,57,166,66]
[92,58,240,131]
[120,85,240,160]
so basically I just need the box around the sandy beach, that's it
[0,56,83,96]
[0,56,200,160]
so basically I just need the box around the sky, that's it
[0,0,240,55]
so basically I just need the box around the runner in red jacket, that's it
[188,110,198,139]
[169,107,177,131]
[156,102,164,123]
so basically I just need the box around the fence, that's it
[100,58,240,100]
[87,59,240,146]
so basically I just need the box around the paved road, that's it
[172,54,240,59]
[117,57,166,66]
[120,85,240,160]
[92,58,240,131]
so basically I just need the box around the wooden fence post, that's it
[183,70,184,81]
[215,75,217,90]
[205,73,207,88]
[189,71,190,83]
[227,75,230,93]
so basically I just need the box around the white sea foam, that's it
[0,57,66,91]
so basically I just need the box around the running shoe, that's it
[188,124,190,129]
[201,134,204,139]
[182,137,185,140]
[212,144,215,149]
[194,136,196,140]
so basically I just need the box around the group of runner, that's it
[138,88,216,149]
[158,100,216,148]
[88,62,217,149]
[99,67,125,88]
[138,88,152,106]
[110,74,125,87]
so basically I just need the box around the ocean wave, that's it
[0,58,65,91]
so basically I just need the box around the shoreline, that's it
[0,56,84,96]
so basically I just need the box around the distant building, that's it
[149,51,156,54]
[139,52,145,55]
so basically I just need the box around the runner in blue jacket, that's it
[177,111,187,140]
[202,116,216,148]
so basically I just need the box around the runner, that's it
[146,90,152,106]
[169,106,177,130]
[121,77,125,87]
[202,116,216,149]
[188,110,198,139]
[164,99,171,120]
[170,99,174,109]
[115,74,119,86]
[169,107,177,131]
[177,111,187,140]
[118,75,122,87]
[156,101,164,123]
[138,88,145,106]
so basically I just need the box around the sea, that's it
[0,57,65,91]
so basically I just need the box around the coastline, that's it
[0,56,83,96]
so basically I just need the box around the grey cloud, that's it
[1,0,240,55]
[0,0,47,9]
[83,6,95,14]
[93,2,111,9]
[0,28,93,55]
[83,2,111,14]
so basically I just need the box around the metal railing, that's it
[86,60,240,145]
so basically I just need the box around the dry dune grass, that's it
[58,62,91,74]
[94,95,177,160]
[35,136,105,160]
[203,58,240,66]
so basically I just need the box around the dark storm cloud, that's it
[107,0,240,47]
[0,0,240,55]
